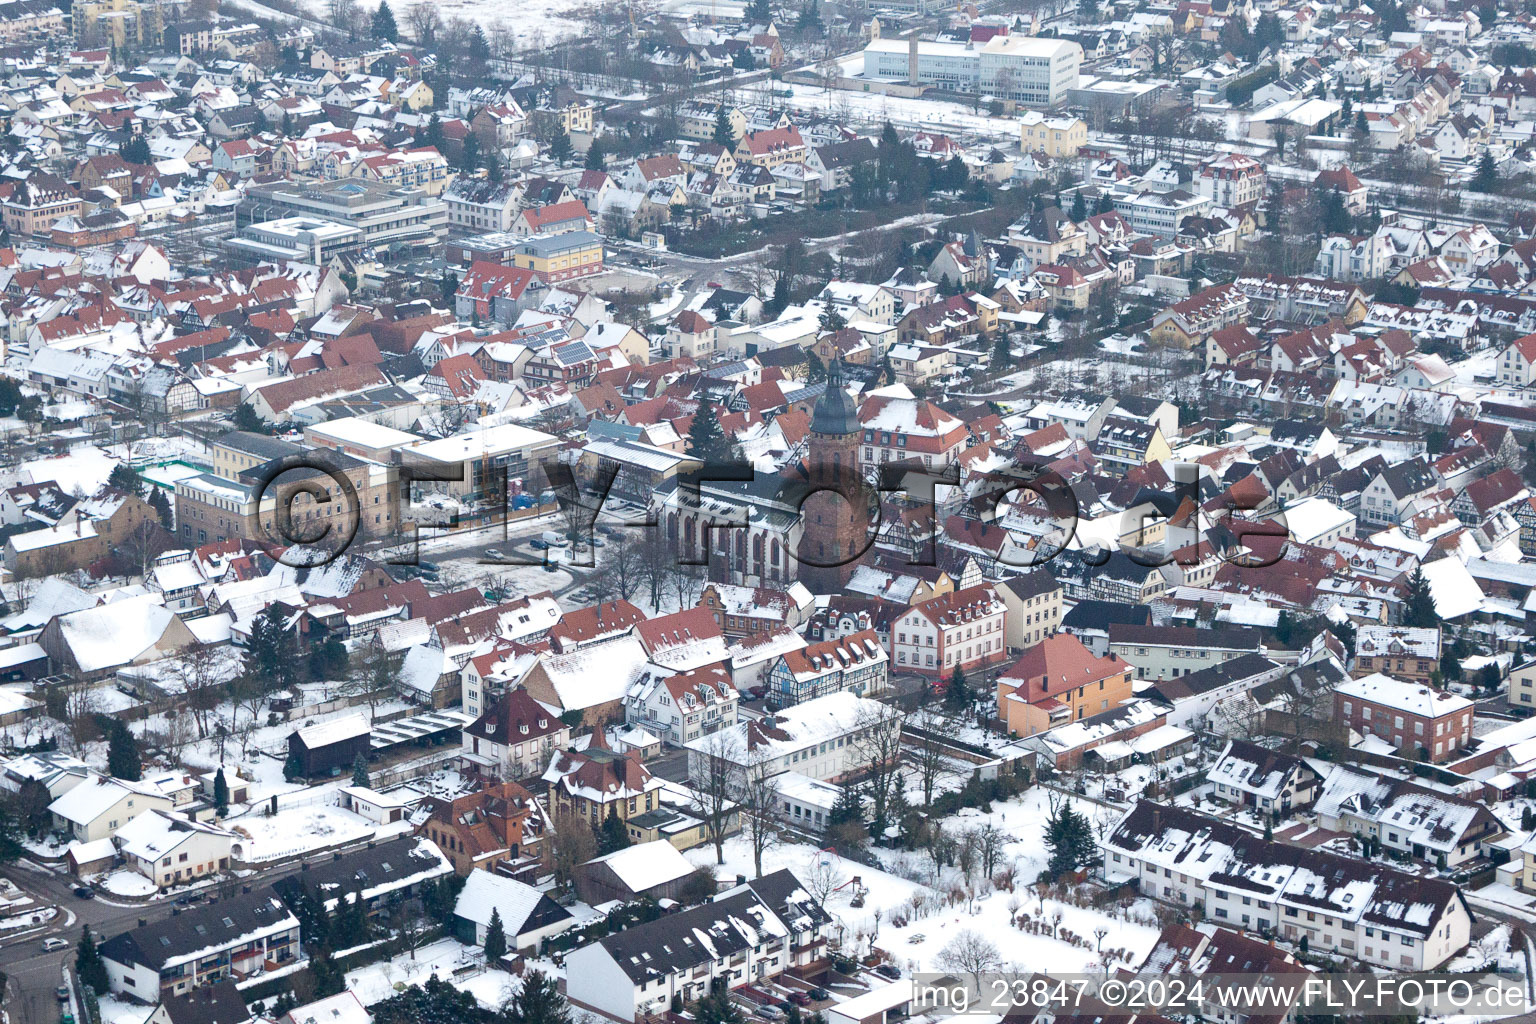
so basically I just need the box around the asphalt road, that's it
[0,836,384,1024]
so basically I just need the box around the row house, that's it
[1150,283,1250,349]
[100,890,300,997]
[1106,801,1472,970]
[623,657,737,747]
[565,870,832,1021]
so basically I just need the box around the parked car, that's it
[755,1007,784,1020]
[56,987,70,1002]
[808,989,830,1002]
[748,685,767,700]
[788,993,812,1007]
[41,938,68,952]
[418,560,440,572]
[874,964,901,980]
[529,538,548,550]
[72,887,93,899]
[483,548,505,560]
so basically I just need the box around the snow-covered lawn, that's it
[98,994,155,1024]
[95,869,157,897]
[686,785,1161,980]
[345,937,519,1010]
[1098,334,1147,356]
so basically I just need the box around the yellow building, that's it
[1018,111,1086,157]
[73,0,164,49]
[553,100,594,135]
[510,230,604,284]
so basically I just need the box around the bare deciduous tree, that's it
[909,724,948,810]
[849,702,903,834]
[936,930,1002,990]
[609,533,644,602]
[550,810,597,891]
[405,4,441,46]
[803,856,847,909]
[978,823,1008,880]
[691,728,738,865]
[739,747,781,878]
[171,642,237,739]
[346,643,395,722]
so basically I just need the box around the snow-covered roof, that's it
[1419,556,1484,620]
[283,992,372,1024]
[536,635,651,711]
[1283,496,1354,542]
[67,837,116,863]
[586,839,694,893]
[1335,673,1472,718]
[1,576,97,632]
[48,773,161,825]
[451,867,556,935]
[113,809,232,861]
[291,712,370,749]
[53,594,178,674]
[685,691,900,762]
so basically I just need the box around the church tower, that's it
[797,359,871,593]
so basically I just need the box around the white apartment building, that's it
[1112,188,1214,238]
[861,34,1083,106]
[683,691,901,792]
[891,584,1009,679]
[1106,802,1473,970]
[1196,153,1266,208]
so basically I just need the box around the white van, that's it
[542,530,570,548]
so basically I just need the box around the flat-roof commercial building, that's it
[861,34,1082,106]
[222,216,362,266]
[237,178,447,249]
[400,422,562,499]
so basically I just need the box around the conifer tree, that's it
[712,107,735,148]
[371,0,398,41]
[549,129,573,164]
[506,970,572,1024]
[483,906,507,963]
[1402,567,1438,629]
[107,720,141,781]
[943,665,972,716]
[686,402,733,464]
[76,924,109,994]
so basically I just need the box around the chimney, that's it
[138,917,147,928]
[333,851,342,861]
[908,33,920,88]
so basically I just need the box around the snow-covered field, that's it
[407,0,589,47]
[686,786,1162,980]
